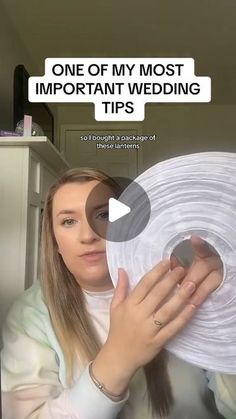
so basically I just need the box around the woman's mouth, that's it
[79,251,106,262]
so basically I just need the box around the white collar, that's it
[83,287,114,310]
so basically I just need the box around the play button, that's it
[109,198,131,222]
[85,176,151,242]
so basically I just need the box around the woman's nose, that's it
[78,217,99,243]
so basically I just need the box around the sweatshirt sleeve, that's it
[1,286,129,419]
[207,370,236,419]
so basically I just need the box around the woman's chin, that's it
[75,266,112,290]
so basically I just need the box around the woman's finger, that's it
[152,280,197,329]
[152,269,223,345]
[191,235,215,259]
[155,302,197,345]
[128,260,170,305]
[181,254,222,287]
[188,268,223,307]
[141,266,186,316]
[111,268,129,310]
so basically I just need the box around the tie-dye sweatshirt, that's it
[1,281,236,419]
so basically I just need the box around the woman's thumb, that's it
[111,268,129,310]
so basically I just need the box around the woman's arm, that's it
[1,286,128,419]
[2,368,128,419]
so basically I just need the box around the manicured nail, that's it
[182,281,196,295]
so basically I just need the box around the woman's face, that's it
[52,180,114,291]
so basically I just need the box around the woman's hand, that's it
[92,236,223,396]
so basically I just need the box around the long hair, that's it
[40,167,173,417]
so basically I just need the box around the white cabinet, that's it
[0,137,69,328]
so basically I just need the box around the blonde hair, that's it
[40,167,173,417]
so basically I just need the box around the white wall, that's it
[142,104,236,170]
[56,103,236,172]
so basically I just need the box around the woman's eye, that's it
[96,210,109,221]
[61,218,77,227]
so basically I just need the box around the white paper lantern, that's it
[106,152,236,373]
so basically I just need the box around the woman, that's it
[1,167,235,419]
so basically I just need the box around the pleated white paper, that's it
[106,152,236,373]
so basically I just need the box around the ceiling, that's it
[2,0,236,103]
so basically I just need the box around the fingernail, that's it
[190,294,202,307]
[182,281,196,295]
[161,259,170,269]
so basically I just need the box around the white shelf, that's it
[0,136,70,172]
